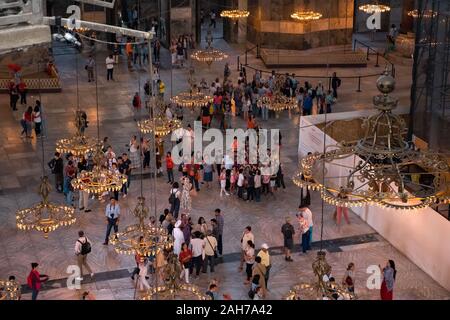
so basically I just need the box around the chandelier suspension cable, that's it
[94,52,100,140]
[138,66,143,198]
[319,10,332,253]
[76,53,80,111]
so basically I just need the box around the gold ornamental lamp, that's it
[57,54,98,157]
[55,111,98,157]
[71,144,128,195]
[359,1,390,14]
[16,176,76,239]
[290,10,322,22]
[138,99,181,137]
[110,196,173,257]
[0,278,20,300]
[407,9,437,19]
[191,28,228,66]
[293,70,450,210]
[220,9,250,19]
[284,251,357,300]
[17,88,76,239]
[267,75,298,112]
[171,67,212,109]
[140,252,210,300]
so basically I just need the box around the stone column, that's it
[237,0,248,43]
[389,0,403,29]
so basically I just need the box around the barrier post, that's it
[237,56,240,71]
[375,52,380,67]
[356,76,362,92]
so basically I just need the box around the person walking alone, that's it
[74,230,94,281]
[331,72,341,99]
[214,208,224,256]
[27,263,48,300]
[281,217,295,262]
[103,197,120,245]
[297,211,310,254]
[106,54,115,81]
[380,260,397,300]
[86,55,95,82]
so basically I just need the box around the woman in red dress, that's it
[380,259,396,300]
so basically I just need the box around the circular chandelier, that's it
[110,196,173,256]
[407,9,437,19]
[0,278,20,300]
[267,75,298,111]
[293,70,450,210]
[290,11,322,21]
[71,144,128,195]
[358,3,391,14]
[220,9,250,19]
[171,91,212,109]
[191,48,228,66]
[140,253,210,300]
[56,111,98,156]
[284,251,357,300]
[16,176,76,238]
[138,116,181,137]
[191,28,228,66]
[171,67,212,109]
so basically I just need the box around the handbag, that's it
[205,235,217,258]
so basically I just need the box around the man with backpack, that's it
[75,230,94,281]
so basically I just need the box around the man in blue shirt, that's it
[303,93,313,116]
[103,197,120,245]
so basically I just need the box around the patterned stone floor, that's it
[0,27,449,300]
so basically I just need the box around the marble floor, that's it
[0,29,449,300]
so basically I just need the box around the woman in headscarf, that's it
[380,260,397,300]
[172,220,184,256]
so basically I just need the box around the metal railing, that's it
[353,39,396,77]
[235,42,397,93]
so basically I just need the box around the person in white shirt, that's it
[105,54,115,81]
[202,230,218,273]
[298,205,313,250]
[173,220,184,255]
[190,232,205,277]
[33,104,42,137]
[137,258,150,291]
[74,230,94,281]
[239,226,254,270]
[165,105,173,120]
[237,168,245,199]
[103,197,120,245]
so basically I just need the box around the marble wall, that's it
[247,0,354,50]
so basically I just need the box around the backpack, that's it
[78,239,91,255]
